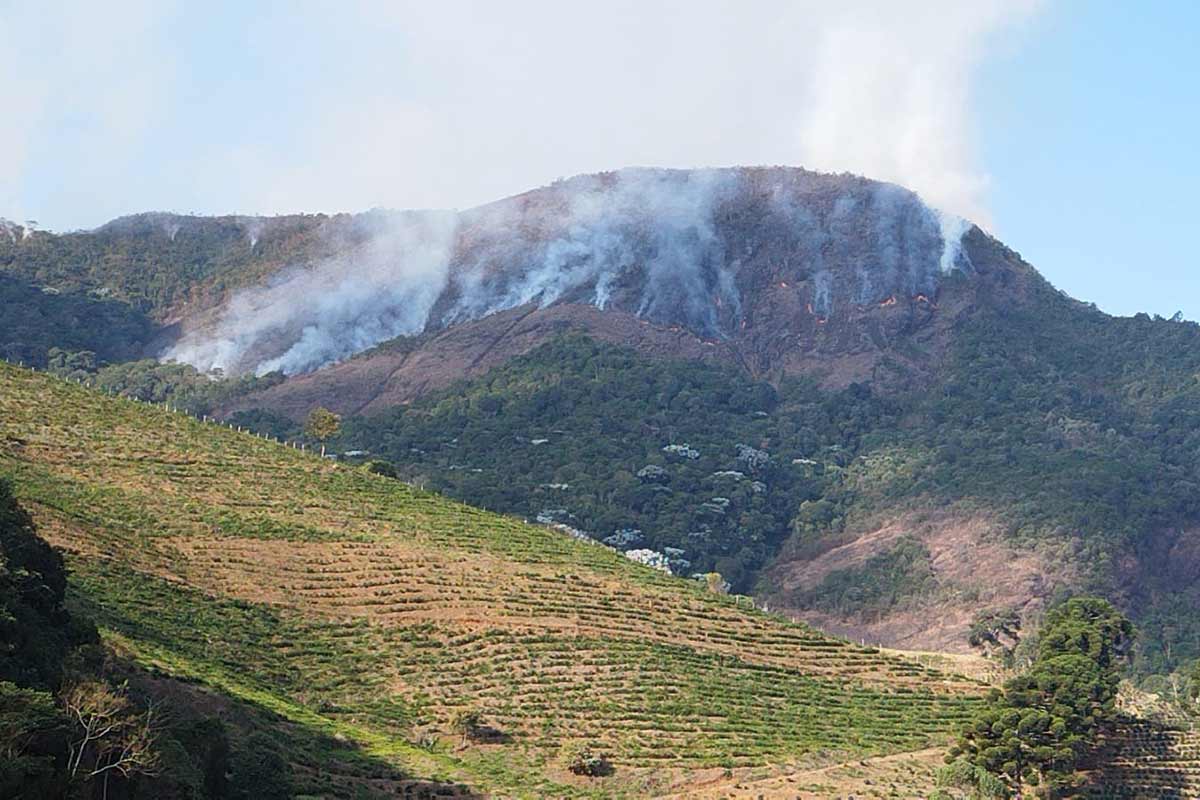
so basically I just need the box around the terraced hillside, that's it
[1082,722,1200,799]
[0,361,986,797]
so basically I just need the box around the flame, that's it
[879,295,897,307]
[780,281,789,288]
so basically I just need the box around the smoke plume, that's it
[166,211,457,375]
[166,168,972,376]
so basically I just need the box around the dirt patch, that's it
[654,747,947,799]
[765,509,1075,653]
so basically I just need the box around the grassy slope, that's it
[0,362,983,797]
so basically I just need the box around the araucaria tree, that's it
[951,597,1134,797]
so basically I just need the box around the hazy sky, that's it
[1,1,1196,318]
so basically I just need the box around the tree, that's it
[304,407,342,456]
[0,681,70,799]
[968,608,1022,662]
[563,742,613,777]
[452,709,484,747]
[0,479,96,689]
[703,572,729,595]
[1036,596,1134,671]
[951,597,1134,796]
[365,459,398,479]
[229,732,292,800]
[62,679,160,798]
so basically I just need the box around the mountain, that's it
[2,167,1030,385]
[5,167,1200,674]
[164,167,1040,391]
[0,361,985,797]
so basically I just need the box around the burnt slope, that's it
[166,167,1041,381]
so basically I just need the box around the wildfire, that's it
[879,295,897,307]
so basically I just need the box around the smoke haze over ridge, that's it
[165,168,974,376]
[11,2,1200,322]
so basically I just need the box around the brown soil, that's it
[654,747,947,799]
[765,509,1076,653]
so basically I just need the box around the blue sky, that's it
[1,1,1196,318]
[979,1,1199,317]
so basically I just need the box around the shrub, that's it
[365,460,398,479]
[564,742,613,777]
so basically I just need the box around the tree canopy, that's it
[951,597,1134,796]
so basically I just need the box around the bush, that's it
[564,742,613,777]
[936,758,1010,799]
[365,460,398,479]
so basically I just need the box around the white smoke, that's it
[936,212,973,275]
[441,169,740,337]
[5,2,1042,234]
[795,1,1042,227]
[218,0,1040,232]
[166,211,458,375]
[241,218,265,250]
[165,167,974,376]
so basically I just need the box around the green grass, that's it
[0,361,984,797]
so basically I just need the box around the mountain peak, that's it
[166,166,991,378]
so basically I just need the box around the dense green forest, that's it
[0,274,158,368]
[0,214,339,315]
